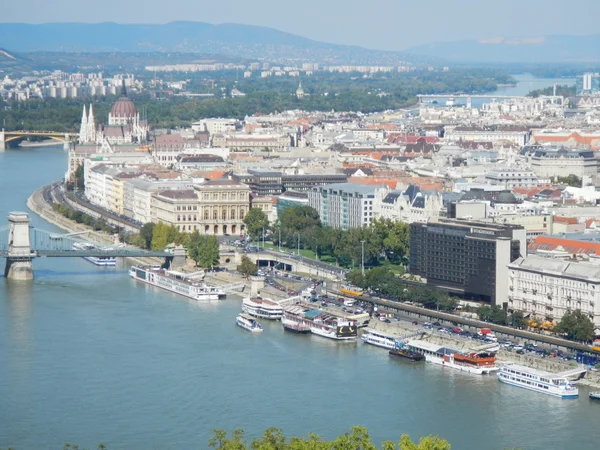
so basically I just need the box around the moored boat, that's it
[389,348,425,362]
[589,392,600,400]
[236,313,263,333]
[498,364,578,399]
[282,305,357,340]
[242,296,283,320]
[361,330,397,349]
[129,265,225,301]
[406,340,498,374]
[281,315,311,334]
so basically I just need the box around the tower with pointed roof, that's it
[78,105,88,144]
[296,81,304,99]
[87,104,96,143]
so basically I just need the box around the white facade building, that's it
[308,183,380,230]
[508,255,600,331]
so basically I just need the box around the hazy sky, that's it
[3,0,599,50]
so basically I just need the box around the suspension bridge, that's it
[1,212,172,280]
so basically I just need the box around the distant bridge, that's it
[1,212,172,280]
[416,94,564,107]
[0,130,78,150]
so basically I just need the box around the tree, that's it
[188,234,220,269]
[556,174,581,188]
[139,222,155,250]
[510,311,527,329]
[243,208,269,241]
[555,310,595,342]
[237,255,258,278]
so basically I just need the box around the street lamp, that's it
[361,240,365,275]
[296,232,300,257]
[262,226,265,249]
[313,237,319,262]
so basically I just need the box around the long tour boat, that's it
[236,313,264,333]
[361,330,398,349]
[389,347,425,362]
[498,364,578,399]
[72,242,116,266]
[406,340,498,374]
[282,306,357,340]
[241,296,283,320]
[129,265,225,301]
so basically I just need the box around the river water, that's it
[0,130,598,449]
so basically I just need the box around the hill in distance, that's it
[406,34,600,63]
[0,21,429,65]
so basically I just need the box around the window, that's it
[177,215,181,221]
[231,193,237,200]
[204,209,209,220]
[213,210,218,220]
[204,193,209,200]
[222,193,228,200]
[240,208,245,219]
[222,209,227,220]
[231,209,236,220]
[213,193,218,200]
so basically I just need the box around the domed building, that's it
[78,81,149,146]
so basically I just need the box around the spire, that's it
[87,104,96,143]
[79,105,88,143]
[121,78,127,97]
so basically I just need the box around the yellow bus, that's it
[340,285,363,297]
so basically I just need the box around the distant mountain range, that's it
[406,34,600,63]
[0,21,428,65]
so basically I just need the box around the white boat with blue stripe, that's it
[498,363,578,399]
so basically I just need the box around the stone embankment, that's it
[27,184,158,266]
[364,320,600,388]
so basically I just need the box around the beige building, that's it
[193,179,251,236]
[151,190,200,232]
[508,255,600,331]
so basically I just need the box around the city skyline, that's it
[2,0,600,51]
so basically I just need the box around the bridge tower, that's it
[4,212,34,281]
[0,129,5,151]
[64,133,71,150]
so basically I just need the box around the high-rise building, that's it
[576,73,600,95]
[308,183,380,230]
[409,218,526,306]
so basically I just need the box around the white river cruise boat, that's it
[406,340,499,375]
[129,265,225,301]
[236,313,263,333]
[498,364,579,399]
[282,305,357,340]
[361,330,397,349]
[72,242,116,266]
[241,296,283,319]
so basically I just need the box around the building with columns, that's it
[193,179,251,236]
[151,190,200,232]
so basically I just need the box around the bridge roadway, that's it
[0,249,171,258]
[339,292,598,355]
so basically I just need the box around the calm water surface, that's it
[1,147,598,450]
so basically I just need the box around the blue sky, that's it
[3,0,599,50]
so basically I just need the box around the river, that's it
[426,74,577,109]
[0,146,597,449]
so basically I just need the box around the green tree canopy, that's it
[555,310,595,342]
[139,222,155,250]
[243,208,269,241]
[207,426,451,450]
[187,233,220,269]
[237,255,258,278]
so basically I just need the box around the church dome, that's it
[111,96,137,118]
[495,191,519,204]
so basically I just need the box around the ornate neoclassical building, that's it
[78,83,149,146]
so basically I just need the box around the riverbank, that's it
[27,184,161,267]
[364,310,600,389]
